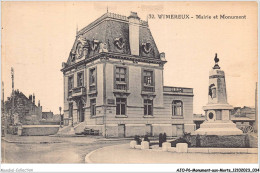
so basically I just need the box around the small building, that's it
[61,12,195,137]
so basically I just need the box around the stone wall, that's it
[19,125,59,136]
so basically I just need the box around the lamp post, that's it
[59,106,62,128]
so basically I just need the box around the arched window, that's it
[172,100,183,116]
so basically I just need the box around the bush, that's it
[134,135,141,145]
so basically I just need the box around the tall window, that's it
[143,70,154,92]
[90,99,96,116]
[89,68,96,92]
[115,67,127,90]
[77,72,84,87]
[144,99,153,116]
[172,100,183,116]
[116,98,126,115]
[68,75,74,97]
[68,75,74,90]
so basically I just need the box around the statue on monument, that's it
[213,53,220,69]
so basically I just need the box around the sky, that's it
[1,1,258,114]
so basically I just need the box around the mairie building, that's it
[61,12,195,137]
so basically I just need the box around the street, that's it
[1,138,129,163]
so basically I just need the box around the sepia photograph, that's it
[0,1,259,171]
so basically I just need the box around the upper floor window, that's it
[89,67,96,92]
[77,72,84,87]
[116,98,126,115]
[68,75,74,91]
[90,99,96,116]
[143,70,154,92]
[172,100,183,116]
[144,99,153,116]
[115,66,127,90]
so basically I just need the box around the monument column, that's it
[195,54,243,135]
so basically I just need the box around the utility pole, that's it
[254,82,258,133]
[2,81,6,136]
[11,67,14,125]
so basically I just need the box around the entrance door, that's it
[145,124,153,136]
[77,100,85,123]
[118,124,125,138]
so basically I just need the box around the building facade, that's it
[61,12,195,137]
[4,90,42,125]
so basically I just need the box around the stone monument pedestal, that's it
[195,121,243,135]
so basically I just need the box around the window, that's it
[89,68,96,92]
[90,99,96,116]
[143,70,154,92]
[77,72,84,87]
[116,98,126,115]
[144,99,153,116]
[115,67,127,90]
[172,100,183,116]
[68,75,74,90]
[68,75,74,97]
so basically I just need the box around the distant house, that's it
[42,111,54,120]
[231,106,256,129]
[4,90,42,125]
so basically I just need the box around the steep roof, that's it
[64,12,161,67]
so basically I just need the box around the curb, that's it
[84,144,129,163]
[1,137,63,144]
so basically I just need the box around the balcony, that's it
[68,86,86,98]
[115,83,127,90]
[143,85,154,92]
[163,86,193,95]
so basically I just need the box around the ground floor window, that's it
[116,98,126,115]
[172,100,183,116]
[144,99,153,116]
[90,99,96,116]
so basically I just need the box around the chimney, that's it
[128,12,140,56]
[33,93,35,105]
[29,95,32,101]
[38,100,40,107]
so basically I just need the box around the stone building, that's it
[4,90,42,125]
[61,12,195,137]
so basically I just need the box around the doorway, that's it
[118,124,125,138]
[145,124,153,136]
[77,100,85,123]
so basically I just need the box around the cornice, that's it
[61,52,166,73]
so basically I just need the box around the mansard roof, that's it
[63,12,163,69]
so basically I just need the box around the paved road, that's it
[1,139,129,163]
[88,144,258,164]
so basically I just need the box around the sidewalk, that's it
[1,134,131,144]
[85,144,258,164]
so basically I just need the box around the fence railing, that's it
[163,86,193,93]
